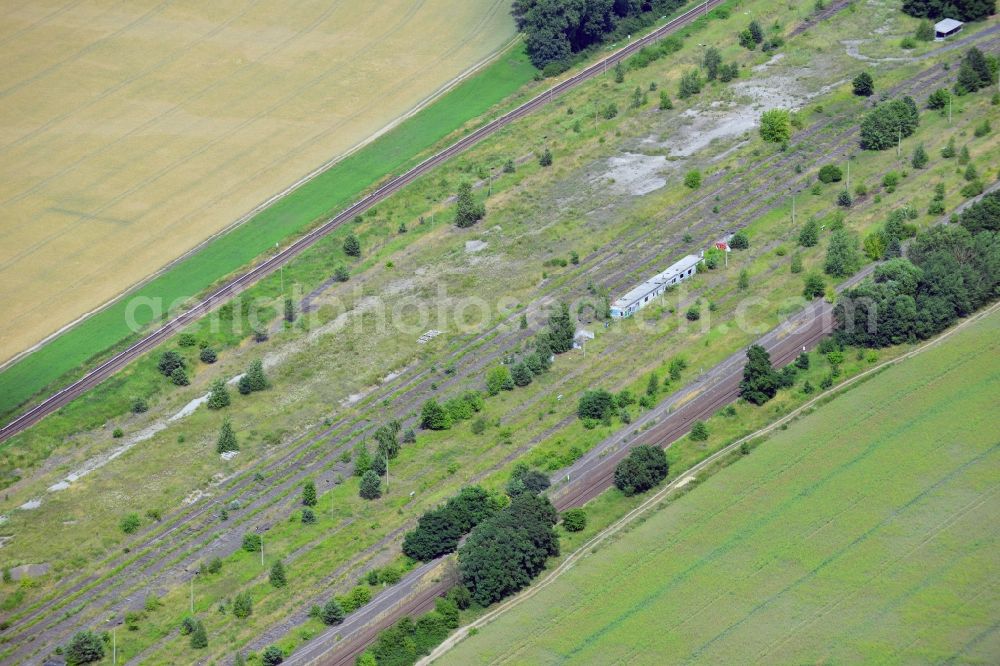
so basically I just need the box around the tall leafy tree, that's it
[825,229,862,278]
[859,97,920,150]
[613,445,669,495]
[739,344,780,406]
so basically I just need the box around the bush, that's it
[131,397,149,414]
[334,265,350,282]
[837,190,853,208]
[759,109,791,143]
[974,119,991,137]
[486,365,515,395]
[601,102,618,119]
[157,350,185,377]
[685,305,701,321]
[242,533,261,552]
[233,591,253,619]
[112,427,124,438]
[577,389,616,420]
[301,508,316,524]
[199,347,217,364]
[261,646,284,666]
[562,508,587,532]
[730,230,750,250]
[690,421,709,441]
[420,399,451,430]
[927,88,950,110]
[684,170,702,189]
[915,19,934,42]
[678,69,703,98]
[817,164,843,183]
[120,513,141,534]
[614,445,669,496]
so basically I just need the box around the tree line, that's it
[512,0,688,70]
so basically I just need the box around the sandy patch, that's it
[597,153,671,196]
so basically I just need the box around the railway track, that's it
[8,11,995,663]
[0,0,725,445]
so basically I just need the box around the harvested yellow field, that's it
[0,0,514,363]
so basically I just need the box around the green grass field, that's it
[0,45,536,420]
[440,308,1000,665]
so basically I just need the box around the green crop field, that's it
[0,41,536,420]
[441,308,1000,665]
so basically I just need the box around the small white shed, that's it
[934,18,963,41]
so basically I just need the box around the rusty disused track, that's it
[0,0,724,444]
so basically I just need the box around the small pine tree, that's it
[343,233,361,257]
[659,90,673,110]
[798,218,820,247]
[511,362,533,387]
[353,443,372,476]
[690,421,709,441]
[245,359,268,392]
[301,508,316,524]
[454,182,485,228]
[269,560,287,588]
[283,297,295,323]
[321,599,345,626]
[302,480,317,507]
[539,147,553,167]
[790,253,803,274]
[941,136,956,158]
[359,470,382,500]
[738,269,750,290]
[190,619,208,649]
[334,265,350,282]
[911,143,928,169]
[646,373,659,397]
[207,379,230,410]
[613,60,625,83]
[958,145,970,165]
[217,419,238,454]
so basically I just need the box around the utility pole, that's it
[385,451,389,492]
[112,627,116,665]
[897,128,902,158]
[948,96,953,125]
[190,575,194,614]
[260,533,264,567]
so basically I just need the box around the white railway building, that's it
[609,254,701,319]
